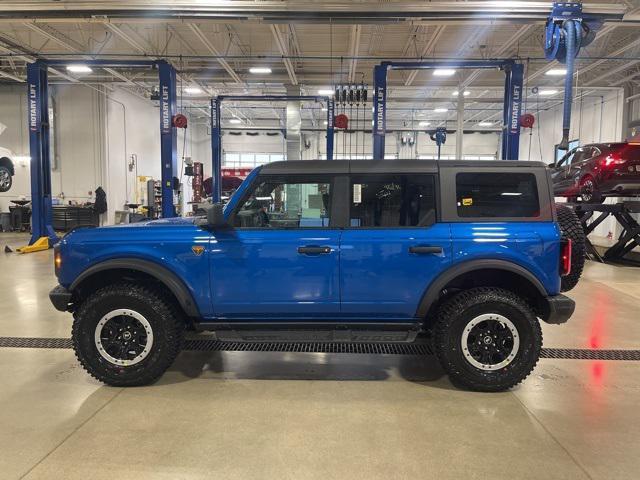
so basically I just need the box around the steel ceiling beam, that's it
[404,25,445,86]
[585,59,640,86]
[270,24,298,85]
[347,25,362,84]
[0,36,79,83]
[23,22,142,89]
[462,25,534,88]
[188,23,243,84]
[0,69,23,82]
[104,23,154,55]
[0,2,627,23]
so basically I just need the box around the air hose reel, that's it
[545,2,602,149]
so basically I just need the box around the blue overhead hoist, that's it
[545,2,603,149]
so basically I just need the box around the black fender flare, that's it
[415,259,548,318]
[0,157,15,175]
[70,258,200,317]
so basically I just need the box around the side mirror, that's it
[547,162,556,168]
[206,203,227,228]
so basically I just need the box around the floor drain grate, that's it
[540,348,640,361]
[0,337,72,349]
[1,336,640,361]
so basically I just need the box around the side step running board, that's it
[196,322,421,343]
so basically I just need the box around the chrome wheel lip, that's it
[460,313,520,371]
[94,309,154,367]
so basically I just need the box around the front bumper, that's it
[49,285,72,312]
[542,294,575,325]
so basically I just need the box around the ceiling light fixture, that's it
[419,121,431,127]
[249,67,272,74]
[545,68,567,76]
[433,69,456,77]
[66,64,92,73]
[478,121,493,127]
[539,89,559,96]
[229,118,242,124]
[317,89,335,95]
[184,87,203,94]
[452,90,471,96]
[434,108,449,113]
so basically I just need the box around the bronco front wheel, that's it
[72,283,184,386]
[433,287,542,392]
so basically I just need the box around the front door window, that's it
[233,176,332,228]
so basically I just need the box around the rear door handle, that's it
[298,245,332,255]
[409,245,443,255]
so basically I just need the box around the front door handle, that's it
[409,245,443,255]
[298,245,332,255]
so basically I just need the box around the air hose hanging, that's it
[544,2,601,149]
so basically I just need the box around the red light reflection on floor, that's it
[588,289,611,350]
[591,361,604,384]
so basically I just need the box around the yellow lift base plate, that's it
[16,237,50,254]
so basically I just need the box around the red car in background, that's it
[550,142,640,203]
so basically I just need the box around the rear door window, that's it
[456,172,540,218]
[349,174,437,227]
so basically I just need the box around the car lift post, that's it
[372,60,524,160]
[157,60,178,218]
[25,59,179,247]
[26,61,58,247]
[210,95,335,203]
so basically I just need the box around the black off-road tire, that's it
[433,287,542,392]
[72,283,184,386]
[556,203,586,292]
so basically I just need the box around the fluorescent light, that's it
[501,192,523,196]
[539,89,558,96]
[229,118,242,124]
[249,67,272,74]
[66,64,92,73]
[317,89,335,95]
[478,121,493,127]
[419,121,431,127]
[546,68,567,76]
[321,107,328,112]
[434,108,448,113]
[323,121,328,125]
[184,87,203,95]
[452,90,470,96]
[433,69,456,77]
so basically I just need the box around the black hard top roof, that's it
[260,159,547,175]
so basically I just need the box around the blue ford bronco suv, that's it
[50,160,584,391]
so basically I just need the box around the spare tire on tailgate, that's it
[556,203,586,292]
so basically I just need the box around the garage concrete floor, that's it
[1,232,640,480]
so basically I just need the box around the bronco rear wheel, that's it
[433,287,542,392]
[72,283,184,386]
[556,203,585,292]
